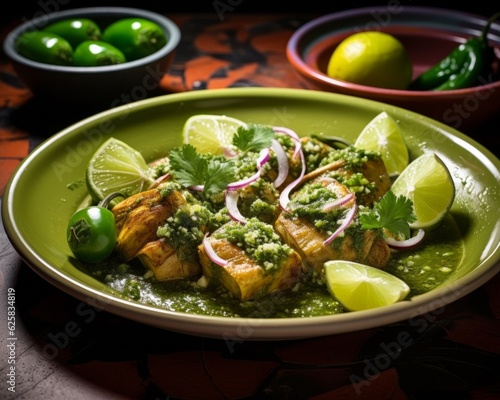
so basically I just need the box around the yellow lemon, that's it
[327,31,412,90]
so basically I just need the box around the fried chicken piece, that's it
[112,188,187,261]
[275,176,390,274]
[136,239,201,281]
[198,222,302,301]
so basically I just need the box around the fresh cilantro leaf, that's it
[360,191,416,238]
[169,144,207,187]
[233,124,275,152]
[203,158,235,196]
[169,144,234,196]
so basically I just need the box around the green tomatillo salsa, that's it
[84,213,462,318]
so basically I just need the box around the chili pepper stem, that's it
[311,135,351,149]
[98,192,125,209]
[480,11,500,40]
[68,226,81,244]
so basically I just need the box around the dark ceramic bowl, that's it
[3,7,180,108]
[287,7,500,132]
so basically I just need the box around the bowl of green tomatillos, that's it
[3,7,180,107]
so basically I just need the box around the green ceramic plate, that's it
[3,88,499,339]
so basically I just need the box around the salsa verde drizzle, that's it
[84,214,462,318]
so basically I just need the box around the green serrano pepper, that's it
[102,18,167,61]
[73,41,126,66]
[15,30,73,65]
[44,18,102,49]
[410,11,500,91]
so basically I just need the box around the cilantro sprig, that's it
[169,144,235,196]
[360,191,416,239]
[169,124,275,196]
[233,124,275,152]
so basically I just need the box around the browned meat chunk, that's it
[275,176,390,274]
[342,157,391,206]
[275,213,390,274]
[309,146,391,207]
[112,188,187,261]
[198,222,302,301]
[136,239,201,281]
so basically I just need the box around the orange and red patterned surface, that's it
[1,14,499,400]
[0,63,32,196]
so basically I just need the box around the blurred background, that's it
[3,0,498,25]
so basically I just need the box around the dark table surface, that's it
[1,7,500,400]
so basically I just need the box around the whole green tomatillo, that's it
[73,41,126,66]
[66,192,124,263]
[102,18,167,61]
[15,30,73,65]
[44,18,102,48]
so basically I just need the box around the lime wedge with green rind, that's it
[390,152,455,230]
[182,114,247,154]
[324,260,410,311]
[354,111,409,176]
[86,137,154,203]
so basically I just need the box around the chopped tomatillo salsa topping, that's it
[214,218,292,271]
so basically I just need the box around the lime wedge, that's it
[86,137,154,202]
[354,111,409,176]
[390,152,455,230]
[324,260,410,311]
[182,114,247,154]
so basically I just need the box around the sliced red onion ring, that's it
[273,126,302,157]
[279,148,306,211]
[226,148,270,192]
[225,190,247,224]
[271,139,289,188]
[227,169,262,191]
[257,148,271,169]
[322,193,355,212]
[323,204,357,246]
[273,125,300,140]
[188,184,205,192]
[202,233,228,266]
[222,147,238,158]
[385,229,426,250]
[150,173,171,189]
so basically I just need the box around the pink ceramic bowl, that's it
[287,7,500,132]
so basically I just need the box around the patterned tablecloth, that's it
[1,13,499,400]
